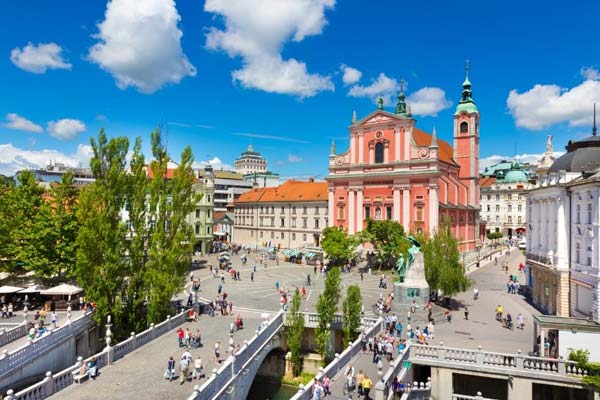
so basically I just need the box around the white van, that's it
[518,239,526,250]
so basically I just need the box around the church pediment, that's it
[353,110,410,128]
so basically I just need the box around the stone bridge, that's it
[0,311,97,393]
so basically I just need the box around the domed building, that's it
[526,106,600,323]
[480,160,533,238]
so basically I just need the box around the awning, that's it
[18,285,46,294]
[40,284,83,296]
[0,285,24,294]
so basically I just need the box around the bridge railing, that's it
[0,322,27,348]
[410,343,588,378]
[4,311,186,400]
[290,317,384,400]
[0,311,94,377]
[187,311,285,400]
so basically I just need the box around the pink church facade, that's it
[326,72,481,252]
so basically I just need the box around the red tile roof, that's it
[235,180,328,204]
[412,128,456,166]
[480,177,497,187]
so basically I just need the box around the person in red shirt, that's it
[177,328,184,348]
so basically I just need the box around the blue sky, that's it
[1,0,599,178]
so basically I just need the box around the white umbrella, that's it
[18,285,46,294]
[0,285,24,294]
[40,284,83,296]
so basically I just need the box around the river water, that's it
[247,375,298,400]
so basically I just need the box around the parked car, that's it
[518,239,526,250]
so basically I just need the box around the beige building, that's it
[234,179,329,249]
[188,166,215,254]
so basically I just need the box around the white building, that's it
[526,124,600,319]
[234,179,328,249]
[189,166,215,254]
[200,170,253,213]
[480,161,533,238]
[234,145,267,175]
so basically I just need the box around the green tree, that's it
[123,138,150,332]
[75,130,130,337]
[286,288,305,377]
[360,220,409,269]
[421,219,471,302]
[0,179,14,271]
[315,266,341,363]
[342,285,362,344]
[144,129,198,324]
[320,226,358,267]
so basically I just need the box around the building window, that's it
[315,206,319,215]
[496,194,500,201]
[375,142,384,163]
[196,209,200,218]
[518,204,522,212]
[487,195,491,200]
[486,205,490,212]
[577,204,581,224]
[207,226,211,234]
[365,206,371,220]
[495,215,499,223]
[303,233,307,241]
[195,224,200,235]
[280,218,285,228]
[303,206,307,214]
[518,216,522,224]
[260,231,264,238]
[260,206,264,213]
[270,217,274,227]
[588,203,592,224]
[292,233,296,240]
[271,206,275,214]
[375,207,382,220]
[207,195,211,203]
[303,218,308,228]
[416,206,424,222]
[508,216,512,224]
[207,210,211,218]
[292,206,296,214]
[508,204,512,212]
[337,206,344,220]
[281,232,284,239]
[386,206,392,220]
[576,242,581,264]
[281,206,285,214]
[314,218,319,229]
[460,121,468,134]
[251,230,253,237]
[291,218,296,228]
[496,205,500,212]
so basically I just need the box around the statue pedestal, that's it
[394,252,430,306]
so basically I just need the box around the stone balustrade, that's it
[398,380,431,400]
[452,392,496,400]
[4,311,186,400]
[409,343,587,379]
[0,311,95,378]
[0,323,27,348]
[187,311,285,400]
[290,317,384,400]
[285,312,379,329]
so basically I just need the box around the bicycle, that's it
[342,377,356,396]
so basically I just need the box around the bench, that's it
[72,368,88,384]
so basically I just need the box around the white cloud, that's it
[507,71,600,130]
[10,42,71,74]
[204,0,335,98]
[479,152,564,172]
[348,73,399,104]
[47,119,86,140]
[340,64,361,85]
[193,157,233,171]
[581,66,600,81]
[287,154,303,163]
[88,0,196,94]
[0,143,93,176]
[407,87,452,117]
[2,113,43,133]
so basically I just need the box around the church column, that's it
[356,189,363,232]
[393,187,401,221]
[556,195,568,270]
[348,189,355,234]
[402,186,410,232]
[358,133,364,164]
[350,135,356,165]
[394,128,400,161]
[369,143,374,164]
[328,188,334,226]
[429,184,439,233]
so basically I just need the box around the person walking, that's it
[214,341,221,363]
[362,373,373,399]
[517,313,524,330]
[193,357,204,380]
[51,311,58,328]
[250,271,254,282]
[464,306,469,320]
[179,355,190,384]
[164,356,176,381]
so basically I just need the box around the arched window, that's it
[375,142,384,163]
[460,122,469,134]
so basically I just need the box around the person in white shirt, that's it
[193,357,204,380]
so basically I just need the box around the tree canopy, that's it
[360,219,410,269]
[320,226,358,267]
[315,265,341,363]
[342,285,362,343]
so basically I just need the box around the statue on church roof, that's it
[546,134,553,153]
